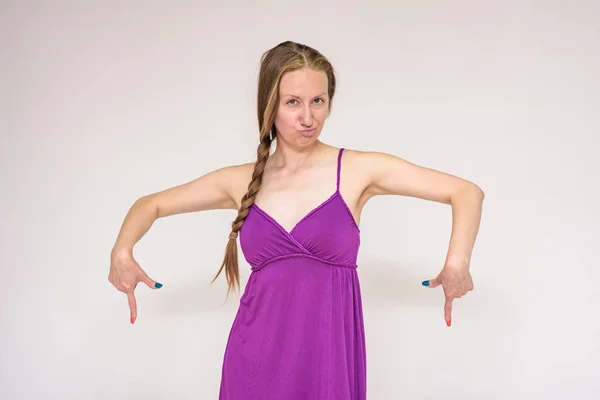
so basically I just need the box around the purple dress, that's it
[219,148,366,399]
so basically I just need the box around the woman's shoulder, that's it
[215,161,255,186]
[338,147,391,170]
[213,161,258,206]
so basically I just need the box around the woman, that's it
[108,40,484,399]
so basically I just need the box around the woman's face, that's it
[273,68,330,147]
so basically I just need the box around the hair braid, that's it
[211,130,274,297]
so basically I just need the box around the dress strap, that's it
[336,148,345,192]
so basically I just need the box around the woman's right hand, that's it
[108,248,162,324]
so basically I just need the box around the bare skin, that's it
[109,68,485,326]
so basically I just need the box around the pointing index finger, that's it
[444,296,452,327]
[127,291,137,324]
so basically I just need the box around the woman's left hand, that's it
[422,264,474,327]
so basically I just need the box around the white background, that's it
[1,0,599,399]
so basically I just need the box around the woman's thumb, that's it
[140,271,163,289]
[422,277,441,288]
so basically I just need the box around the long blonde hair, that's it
[211,41,337,297]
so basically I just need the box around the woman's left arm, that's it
[358,151,485,326]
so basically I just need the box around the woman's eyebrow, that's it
[282,92,327,98]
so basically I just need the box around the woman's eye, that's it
[287,98,324,105]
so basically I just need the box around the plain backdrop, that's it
[1,0,599,399]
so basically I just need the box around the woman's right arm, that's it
[109,164,247,323]
[112,165,240,254]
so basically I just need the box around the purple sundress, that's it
[219,148,366,399]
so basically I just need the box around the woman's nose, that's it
[300,105,313,126]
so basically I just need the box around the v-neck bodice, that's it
[239,148,360,271]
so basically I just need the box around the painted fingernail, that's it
[446,320,451,327]
[130,316,135,324]
[421,280,430,286]
[154,282,163,289]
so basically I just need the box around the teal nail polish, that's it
[421,280,430,286]
[155,282,163,288]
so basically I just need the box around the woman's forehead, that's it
[279,69,328,95]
